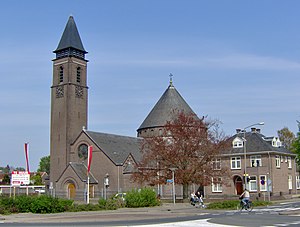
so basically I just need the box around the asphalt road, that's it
[1,200,300,226]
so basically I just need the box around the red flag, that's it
[24,143,30,174]
[88,145,93,172]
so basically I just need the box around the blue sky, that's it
[1,1,300,170]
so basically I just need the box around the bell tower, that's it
[50,16,88,186]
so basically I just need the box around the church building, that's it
[50,16,299,201]
[49,16,197,200]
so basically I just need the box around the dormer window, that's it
[233,137,243,148]
[272,137,281,147]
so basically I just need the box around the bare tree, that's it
[132,112,230,199]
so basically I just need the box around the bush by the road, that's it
[206,200,272,210]
[125,187,160,208]
[0,195,73,214]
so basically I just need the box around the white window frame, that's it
[212,158,221,170]
[287,156,292,169]
[250,155,262,167]
[275,155,280,168]
[212,177,222,192]
[259,175,267,191]
[231,156,241,169]
[249,176,257,192]
[296,176,300,190]
[288,175,293,190]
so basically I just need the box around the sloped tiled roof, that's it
[54,16,87,53]
[85,131,143,165]
[69,163,98,184]
[224,132,294,155]
[138,83,198,131]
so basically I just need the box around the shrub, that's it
[125,187,160,208]
[206,200,272,210]
[14,195,34,213]
[98,197,107,209]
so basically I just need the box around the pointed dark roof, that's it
[138,82,198,131]
[85,131,143,165]
[54,16,87,53]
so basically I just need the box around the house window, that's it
[275,155,280,168]
[250,155,262,167]
[288,157,292,169]
[76,67,81,83]
[288,175,293,190]
[260,175,267,191]
[249,176,257,192]
[212,177,222,192]
[296,176,300,189]
[233,138,243,148]
[231,156,241,169]
[212,158,221,170]
[59,66,63,83]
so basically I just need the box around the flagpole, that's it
[87,148,90,204]
[87,145,93,204]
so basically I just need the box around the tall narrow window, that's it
[249,176,257,191]
[59,66,64,83]
[76,67,81,83]
[275,155,280,168]
[212,177,222,192]
[296,176,300,189]
[212,158,221,170]
[288,175,293,190]
[287,156,292,169]
[260,175,267,191]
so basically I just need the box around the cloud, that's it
[94,52,300,72]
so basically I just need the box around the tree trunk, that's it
[183,183,189,199]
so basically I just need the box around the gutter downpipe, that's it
[267,151,271,202]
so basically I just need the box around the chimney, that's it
[251,127,256,133]
[236,129,241,134]
[256,128,261,133]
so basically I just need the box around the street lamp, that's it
[169,167,177,205]
[242,122,264,190]
[104,173,109,200]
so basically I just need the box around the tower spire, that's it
[54,16,87,59]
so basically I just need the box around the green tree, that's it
[2,174,10,184]
[292,131,300,166]
[277,127,295,150]
[31,174,43,185]
[37,155,50,174]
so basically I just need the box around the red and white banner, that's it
[24,143,30,174]
[87,145,93,173]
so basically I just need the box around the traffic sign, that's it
[167,179,173,183]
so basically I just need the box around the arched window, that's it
[59,66,64,83]
[76,67,81,83]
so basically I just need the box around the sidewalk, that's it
[0,203,211,224]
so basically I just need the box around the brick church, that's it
[50,16,299,201]
[49,16,197,200]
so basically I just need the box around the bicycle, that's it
[237,199,253,212]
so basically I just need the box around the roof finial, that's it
[169,73,173,86]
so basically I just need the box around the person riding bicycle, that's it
[239,188,250,206]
